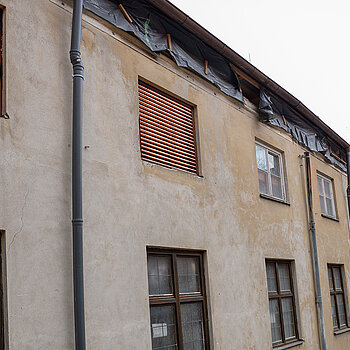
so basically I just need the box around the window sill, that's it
[273,340,304,350]
[321,213,339,222]
[260,193,290,206]
[334,327,350,335]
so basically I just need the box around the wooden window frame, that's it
[0,6,5,118]
[255,142,286,201]
[266,260,299,347]
[138,80,200,175]
[317,173,337,219]
[328,264,349,331]
[147,248,210,350]
[0,230,6,350]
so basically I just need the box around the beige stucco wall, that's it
[0,1,349,349]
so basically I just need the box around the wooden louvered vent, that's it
[138,81,198,174]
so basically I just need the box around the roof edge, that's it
[147,0,349,149]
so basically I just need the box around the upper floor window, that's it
[255,143,285,200]
[328,265,349,331]
[317,174,336,218]
[147,249,209,350]
[138,81,199,175]
[265,260,299,347]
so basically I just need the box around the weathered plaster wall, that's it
[1,0,74,349]
[0,1,349,349]
[311,157,350,349]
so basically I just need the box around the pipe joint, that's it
[72,219,83,226]
[70,49,82,64]
[70,50,84,74]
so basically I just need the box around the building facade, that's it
[0,0,349,349]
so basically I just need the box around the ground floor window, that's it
[0,231,5,349]
[265,260,299,347]
[147,248,209,350]
[328,264,349,330]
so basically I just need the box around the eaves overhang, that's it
[147,0,349,150]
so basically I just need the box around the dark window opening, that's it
[266,260,299,347]
[147,249,210,350]
[328,265,349,331]
[0,232,4,350]
[0,8,3,115]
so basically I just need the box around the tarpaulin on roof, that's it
[83,0,243,103]
[259,88,346,171]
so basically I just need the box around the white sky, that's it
[170,0,350,143]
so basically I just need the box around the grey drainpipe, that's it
[70,0,86,349]
[304,152,327,350]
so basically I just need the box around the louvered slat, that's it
[139,93,193,126]
[139,82,198,174]
[139,91,193,121]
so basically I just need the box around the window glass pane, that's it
[177,256,200,294]
[150,305,178,350]
[331,295,338,329]
[269,299,282,343]
[317,176,324,196]
[282,297,296,339]
[271,175,283,199]
[256,145,267,170]
[258,170,268,195]
[336,294,347,327]
[333,268,342,290]
[328,267,334,291]
[278,264,291,291]
[148,255,173,295]
[324,179,331,197]
[268,152,280,176]
[319,195,326,214]
[325,197,335,217]
[266,263,277,292]
[180,302,204,350]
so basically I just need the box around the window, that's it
[255,143,285,200]
[138,81,199,175]
[0,231,5,350]
[328,265,349,331]
[317,174,336,218]
[0,7,4,118]
[147,249,209,350]
[266,260,299,347]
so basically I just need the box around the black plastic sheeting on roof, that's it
[259,88,346,172]
[83,0,243,103]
